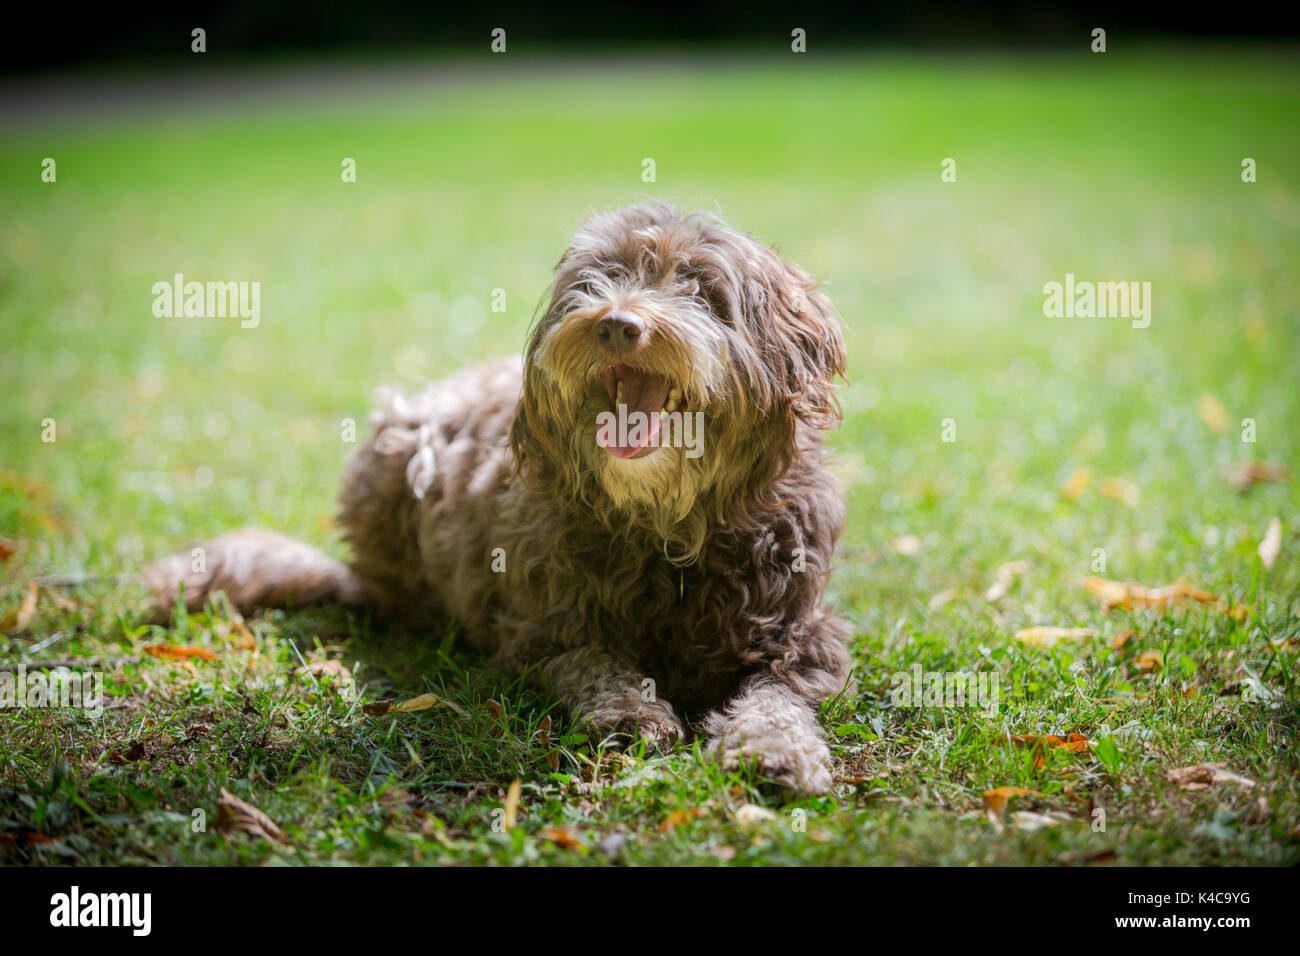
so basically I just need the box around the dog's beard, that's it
[529,288,753,557]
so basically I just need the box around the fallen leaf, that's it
[538,826,583,850]
[1014,626,1096,649]
[1,581,38,632]
[891,534,921,556]
[45,589,79,613]
[296,660,352,683]
[1166,763,1255,791]
[983,786,1037,832]
[0,537,16,562]
[390,692,468,718]
[734,803,777,826]
[1010,810,1073,831]
[1008,733,1090,768]
[1099,477,1139,506]
[658,807,708,833]
[985,560,1028,601]
[927,588,958,610]
[216,788,285,843]
[230,616,256,649]
[1133,649,1163,674]
[503,778,522,831]
[1196,394,1229,435]
[1258,517,1281,569]
[142,643,218,662]
[1225,460,1289,492]
[1111,629,1137,651]
[362,698,395,715]
[486,699,505,720]
[1061,467,1091,501]
[109,741,147,762]
[1082,576,1247,618]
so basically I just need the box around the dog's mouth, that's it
[599,363,681,460]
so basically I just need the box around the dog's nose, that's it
[596,312,643,354]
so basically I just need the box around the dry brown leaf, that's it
[1111,629,1137,651]
[45,589,79,612]
[1225,460,1289,492]
[983,786,1037,832]
[985,560,1028,601]
[486,699,505,720]
[1166,763,1255,791]
[1008,733,1089,769]
[230,616,256,649]
[1082,576,1247,619]
[296,660,352,683]
[503,778,522,831]
[538,826,582,850]
[1258,517,1281,569]
[1197,394,1229,435]
[1061,467,1091,501]
[1014,626,1097,649]
[2,581,38,632]
[362,697,396,716]
[0,537,16,562]
[216,787,285,843]
[143,643,218,662]
[1133,649,1163,674]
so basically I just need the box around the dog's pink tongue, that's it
[603,366,670,459]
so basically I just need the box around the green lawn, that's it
[1,47,1298,865]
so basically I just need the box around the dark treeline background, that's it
[5,1,1300,74]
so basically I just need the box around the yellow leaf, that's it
[503,778,522,831]
[1196,394,1229,435]
[1133,649,1163,673]
[1061,467,1091,501]
[1014,626,1097,649]
[1098,477,1139,506]
[983,786,1037,832]
[391,692,468,717]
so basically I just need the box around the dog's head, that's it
[512,203,845,557]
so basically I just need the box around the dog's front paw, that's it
[585,689,685,752]
[708,724,833,796]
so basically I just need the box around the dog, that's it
[146,202,852,795]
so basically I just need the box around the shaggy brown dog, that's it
[147,203,852,794]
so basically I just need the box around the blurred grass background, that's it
[1,49,1296,582]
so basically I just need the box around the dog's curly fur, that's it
[146,202,852,794]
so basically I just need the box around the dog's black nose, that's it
[596,312,643,354]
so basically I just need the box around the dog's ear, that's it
[739,248,847,430]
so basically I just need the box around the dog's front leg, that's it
[541,645,684,751]
[704,677,833,796]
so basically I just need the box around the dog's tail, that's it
[143,528,367,620]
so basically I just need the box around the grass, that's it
[1,46,1298,866]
